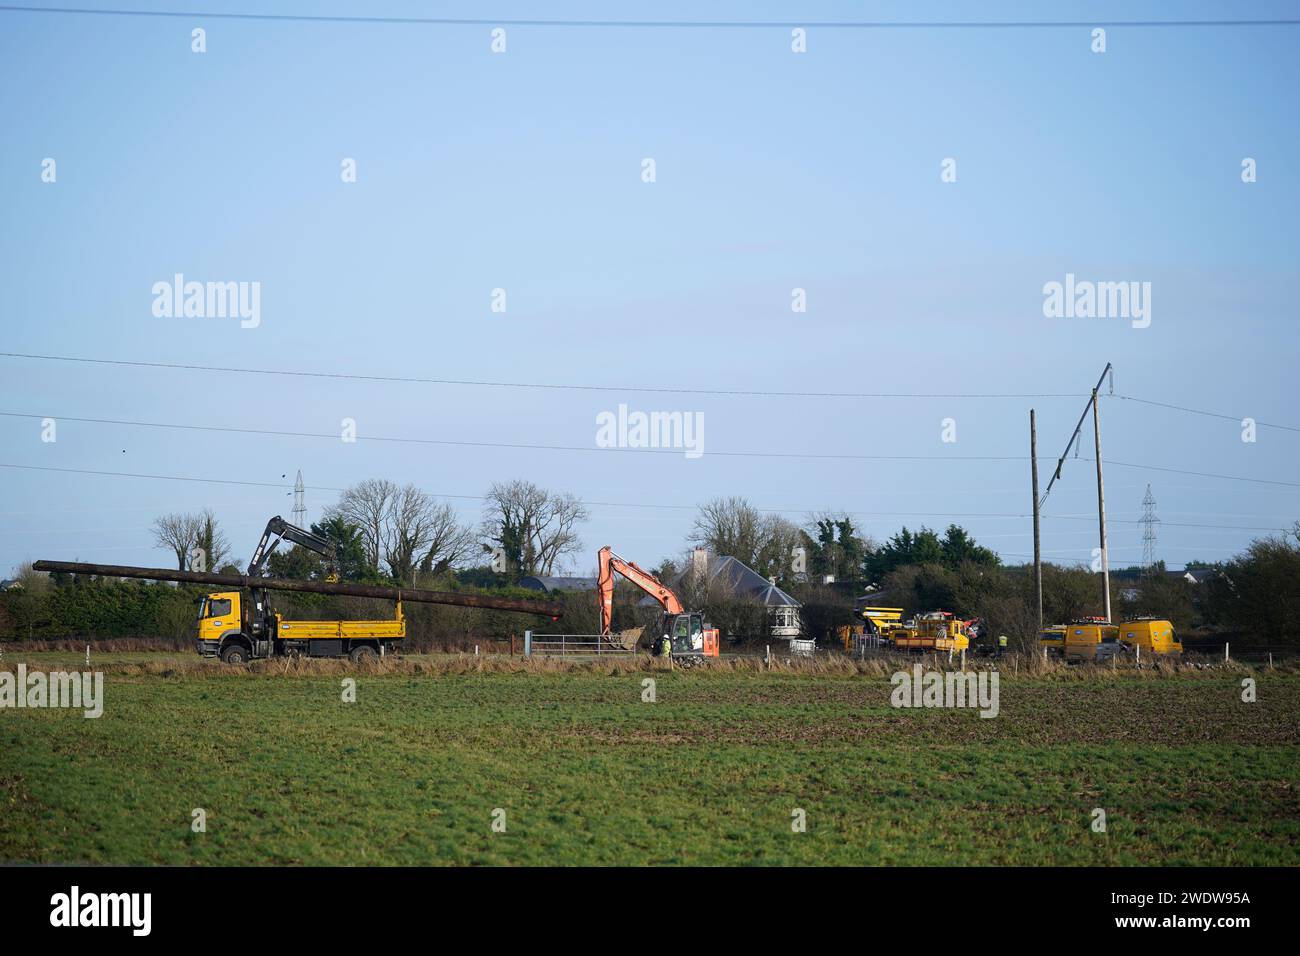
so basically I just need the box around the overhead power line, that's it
[0,462,1291,534]
[1114,394,1300,434]
[8,354,1292,433]
[0,353,1082,401]
[1,7,1296,28]
[0,410,1030,462]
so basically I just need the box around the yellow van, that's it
[1064,619,1124,662]
[1120,618,1182,656]
[1038,625,1066,657]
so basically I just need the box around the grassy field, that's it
[2,651,1297,865]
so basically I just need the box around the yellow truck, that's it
[1120,618,1182,656]
[891,611,972,653]
[197,589,404,664]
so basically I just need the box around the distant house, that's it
[0,579,22,591]
[639,550,802,640]
[1109,566,1218,601]
[518,575,598,594]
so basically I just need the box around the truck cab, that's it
[196,590,247,660]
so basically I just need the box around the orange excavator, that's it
[597,546,720,663]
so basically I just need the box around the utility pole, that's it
[1030,409,1043,634]
[1040,363,1113,621]
[1092,389,1111,622]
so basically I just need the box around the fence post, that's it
[524,630,532,658]
[1225,643,1230,662]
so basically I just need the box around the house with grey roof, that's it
[639,549,802,641]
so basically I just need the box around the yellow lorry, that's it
[197,589,404,663]
[891,611,972,653]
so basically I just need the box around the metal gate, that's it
[523,631,641,658]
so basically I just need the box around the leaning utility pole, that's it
[1030,409,1043,633]
[1091,388,1112,622]
[1039,363,1114,622]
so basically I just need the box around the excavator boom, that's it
[597,545,684,636]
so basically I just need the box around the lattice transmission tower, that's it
[1140,484,1159,568]
[292,470,307,528]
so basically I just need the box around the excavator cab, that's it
[667,613,720,658]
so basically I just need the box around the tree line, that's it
[3,480,1299,647]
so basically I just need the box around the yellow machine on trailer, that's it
[891,611,972,653]
[840,604,905,652]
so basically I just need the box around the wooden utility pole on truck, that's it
[31,560,563,616]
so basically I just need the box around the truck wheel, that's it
[220,644,249,665]
[349,645,379,664]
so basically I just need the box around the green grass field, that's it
[2,652,1297,865]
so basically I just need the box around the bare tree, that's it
[416,500,477,576]
[689,496,802,581]
[480,480,589,576]
[151,510,229,571]
[331,479,397,571]
[384,485,475,583]
[330,480,475,582]
[151,512,201,570]
[194,509,231,572]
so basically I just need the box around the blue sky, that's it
[2,0,1298,576]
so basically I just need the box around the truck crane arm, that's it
[248,516,339,581]
[596,545,684,636]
